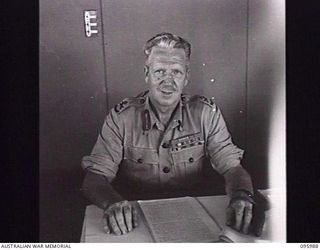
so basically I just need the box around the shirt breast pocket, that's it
[123,146,159,184]
[171,145,205,180]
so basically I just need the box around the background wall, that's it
[102,0,247,149]
[246,0,286,241]
[40,0,285,242]
[39,0,107,242]
[246,0,286,190]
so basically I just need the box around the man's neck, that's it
[149,99,179,127]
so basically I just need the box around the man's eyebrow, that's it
[154,61,185,66]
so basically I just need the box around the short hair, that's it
[144,32,191,61]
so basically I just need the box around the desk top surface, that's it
[81,193,273,243]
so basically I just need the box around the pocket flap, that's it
[171,145,205,164]
[124,146,159,164]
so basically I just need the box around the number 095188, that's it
[300,244,319,248]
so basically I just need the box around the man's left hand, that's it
[226,198,253,234]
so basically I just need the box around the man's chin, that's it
[156,98,179,107]
[150,90,180,107]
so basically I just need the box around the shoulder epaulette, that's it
[114,96,146,114]
[184,95,215,107]
[198,95,215,107]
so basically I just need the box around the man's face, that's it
[145,47,189,108]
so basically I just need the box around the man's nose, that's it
[163,72,174,80]
[163,76,174,85]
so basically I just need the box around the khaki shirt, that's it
[82,91,244,189]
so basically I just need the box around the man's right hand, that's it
[103,200,138,235]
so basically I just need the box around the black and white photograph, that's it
[39,0,286,243]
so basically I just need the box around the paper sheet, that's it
[138,196,221,242]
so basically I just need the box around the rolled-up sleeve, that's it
[81,108,123,182]
[205,104,244,174]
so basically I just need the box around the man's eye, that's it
[172,70,183,76]
[154,70,165,76]
[154,69,165,77]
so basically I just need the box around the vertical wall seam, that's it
[99,0,110,111]
[244,0,249,152]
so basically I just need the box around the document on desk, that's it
[138,196,222,242]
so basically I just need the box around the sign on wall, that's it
[84,10,98,37]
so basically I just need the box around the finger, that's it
[114,207,128,234]
[234,202,245,231]
[226,207,234,226]
[254,211,265,237]
[242,206,253,234]
[132,206,138,228]
[103,216,110,234]
[123,205,133,232]
[108,214,122,235]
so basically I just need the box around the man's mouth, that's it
[160,89,175,95]
[158,81,177,96]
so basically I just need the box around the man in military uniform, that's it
[81,33,256,236]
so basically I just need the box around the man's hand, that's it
[226,198,253,234]
[103,200,138,235]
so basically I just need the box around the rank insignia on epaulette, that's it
[114,99,129,113]
[199,96,215,106]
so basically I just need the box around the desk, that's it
[80,193,272,243]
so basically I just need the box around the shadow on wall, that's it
[40,45,105,242]
[244,0,285,189]
[244,54,273,189]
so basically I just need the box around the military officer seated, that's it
[81,33,258,236]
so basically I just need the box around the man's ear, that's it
[184,67,190,87]
[144,66,149,82]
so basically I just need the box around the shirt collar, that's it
[144,93,183,131]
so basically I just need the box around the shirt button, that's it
[137,158,143,163]
[189,157,194,163]
[163,167,170,173]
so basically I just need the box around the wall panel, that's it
[39,0,107,241]
[40,0,107,172]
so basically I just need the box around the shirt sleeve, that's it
[81,108,124,182]
[204,104,244,175]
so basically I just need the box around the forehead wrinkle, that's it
[152,61,185,68]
